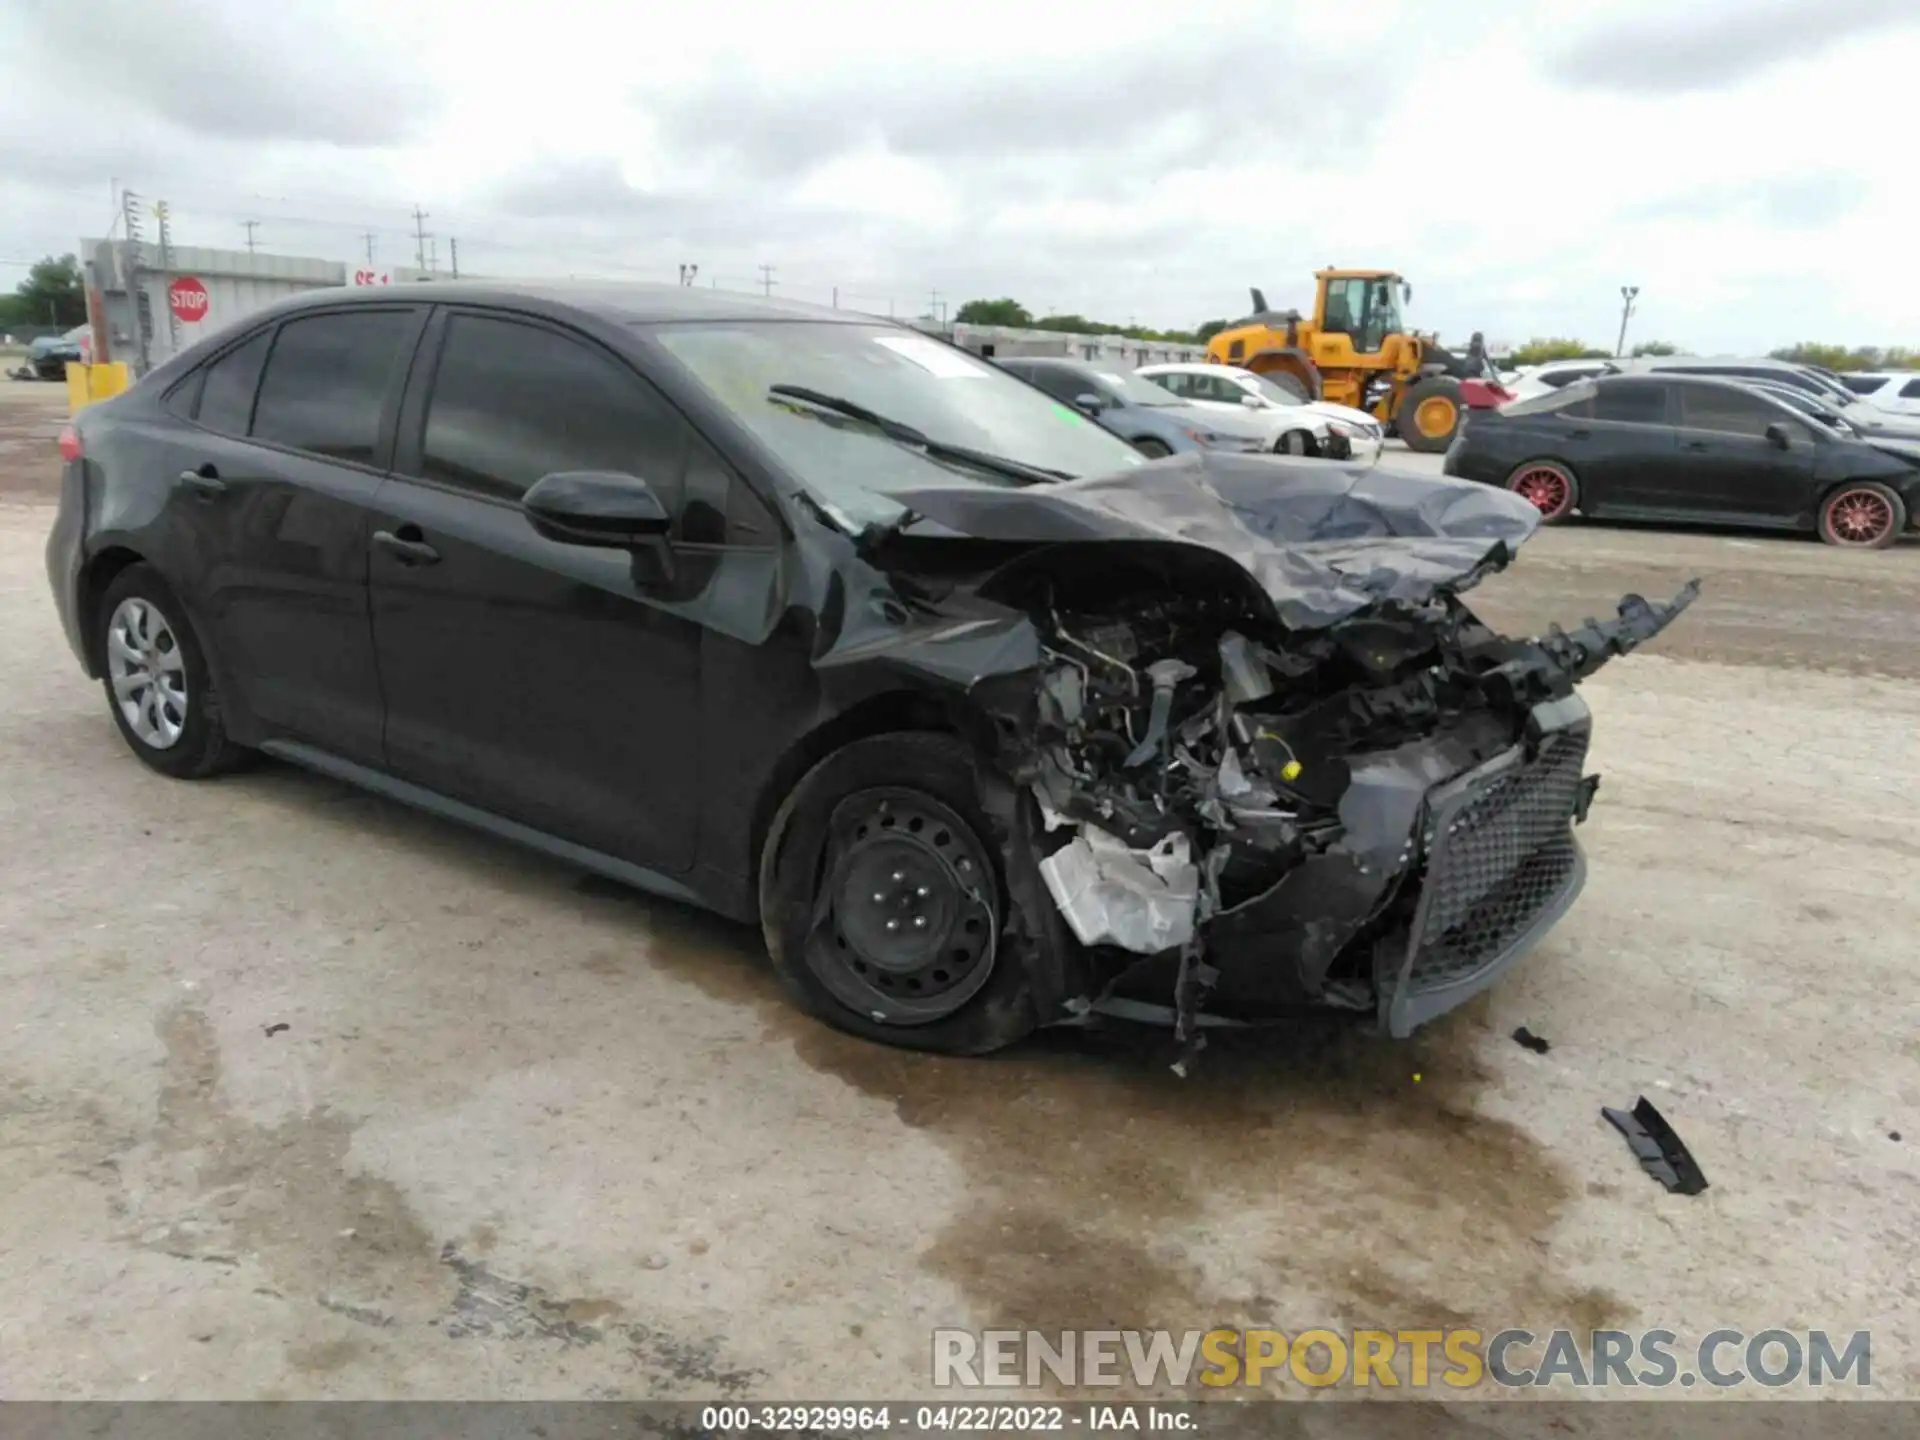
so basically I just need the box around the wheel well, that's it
[79,546,146,672]
[746,690,961,906]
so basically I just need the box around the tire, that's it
[1278,429,1316,456]
[1397,376,1465,453]
[758,733,1040,1055]
[1505,459,1580,522]
[96,564,249,779]
[1817,481,1905,549]
[1134,437,1172,459]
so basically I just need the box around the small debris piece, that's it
[1602,1097,1709,1196]
[263,1022,290,1037]
[1891,1132,1902,1143]
[644,1253,671,1271]
[1511,1026,1551,1054]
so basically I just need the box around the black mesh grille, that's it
[1407,728,1590,991]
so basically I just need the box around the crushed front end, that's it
[850,456,1698,1061]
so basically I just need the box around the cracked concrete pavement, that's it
[2,386,1915,1402]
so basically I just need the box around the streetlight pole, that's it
[1617,286,1640,358]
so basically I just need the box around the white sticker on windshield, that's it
[874,335,991,378]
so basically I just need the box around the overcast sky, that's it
[3,0,1916,352]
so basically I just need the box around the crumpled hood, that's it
[881,451,1541,630]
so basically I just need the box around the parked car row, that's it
[1445,370,1920,547]
[992,356,1385,465]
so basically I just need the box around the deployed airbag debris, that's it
[1038,826,1200,954]
[1603,1097,1709,1195]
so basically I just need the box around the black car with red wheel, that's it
[1443,373,1920,548]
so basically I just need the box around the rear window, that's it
[1840,374,1884,395]
[1902,378,1920,400]
[196,331,271,436]
[251,309,415,464]
[1500,381,1596,417]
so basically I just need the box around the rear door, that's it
[160,305,423,763]
[1566,378,1680,511]
[366,306,762,873]
[1671,383,1816,523]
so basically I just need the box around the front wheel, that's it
[1277,429,1316,456]
[1134,437,1172,459]
[1818,482,1905,548]
[758,733,1039,1055]
[1506,460,1579,522]
[1397,377,1464,453]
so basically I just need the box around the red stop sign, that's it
[169,276,210,324]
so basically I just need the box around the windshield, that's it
[1092,368,1181,406]
[652,321,1145,528]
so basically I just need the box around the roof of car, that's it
[268,278,866,326]
[1003,356,1092,370]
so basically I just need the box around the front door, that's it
[367,308,716,873]
[1671,383,1816,523]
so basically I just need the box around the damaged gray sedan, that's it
[50,282,1692,1062]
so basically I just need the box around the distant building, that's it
[909,319,1207,370]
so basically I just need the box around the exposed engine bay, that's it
[843,452,1699,1068]
[974,555,1697,1067]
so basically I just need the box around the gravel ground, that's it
[2,390,1916,1406]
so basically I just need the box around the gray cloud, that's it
[638,26,1378,193]
[1544,0,1919,95]
[6,0,436,147]
[1621,172,1869,228]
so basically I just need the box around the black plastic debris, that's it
[263,1022,290,1037]
[1511,1025,1551,1054]
[1603,1097,1708,1195]
[1891,1131,1903,1143]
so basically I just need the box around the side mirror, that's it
[1072,392,1106,415]
[523,471,671,547]
[1240,393,1263,407]
[1764,422,1791,450]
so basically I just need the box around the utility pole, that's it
[831,286,838,309]
[678,263,699,287]
[427,236,438,275]
[928,289,945,324]
[156,200,179,355]
[757,263,776,296]
[241,220,260,254]
[363,232,377,266]
[1616,285,1640,358]
[411,204,431,272]
[121,187,151,374]
[448,237,459,279]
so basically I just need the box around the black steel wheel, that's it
[758,733,1041,1054]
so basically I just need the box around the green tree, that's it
[1631,340,1679,357]
[7,254,87,328]
[1510,337,1614,366]
[1768,342,1920,372]
[953,297,1034,327]
[1194,319,1230,344]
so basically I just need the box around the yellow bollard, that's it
[64,362,131,413]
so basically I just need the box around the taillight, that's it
[57,424,83,463]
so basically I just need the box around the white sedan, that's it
[1135,362,1385,464]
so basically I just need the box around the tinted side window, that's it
[1591,380,1668,425]
[1153,372,1192,398]
[1901,378,1920,400]
[1679,385,1779,438]
[251,311,414,463]
[196,331,271,436]
[1027,368,1090,405]
[420,313,687,507]
[1840,375,1883,395]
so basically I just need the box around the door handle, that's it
[372,528,441,566]
[1684,439,1710,451]
[178,466,225,499]
[1566,428,1591,440]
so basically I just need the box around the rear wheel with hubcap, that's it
[96,564,248,779]
[1397,376,1464,453]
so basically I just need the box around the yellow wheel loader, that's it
[1204,270,1506,454]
